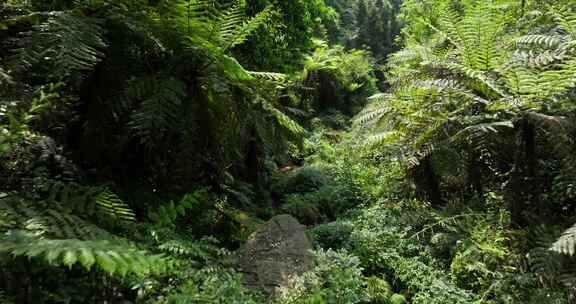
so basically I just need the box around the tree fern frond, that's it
[45,182,135,222]
[536,59,576,98]
[94,189,136,222]
[158,237,224,261]
[354,94,395,127]
[551,223,576,256]
[216,54,253,81]
[247,71,286,82]
[387,45,435,67]
[415,78,490,105]
[149,190,207,227]
[528,226,564,286]
[511,49,569,67]
[451,121,514,146]
[128,77,187,147]
[515,34,564,48]
[0,197,114,239]
[442,63,507,99]
[555,10,576,39]
[13,13,106,75]
[0,231,171,276]
[435,5,465,51]
[216,1,274,51]
[258,98,306,138]
[362,131,404,149]
[0,67,13,87]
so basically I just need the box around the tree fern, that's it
[355,0,576,207]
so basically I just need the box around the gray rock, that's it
[236,214,313,294]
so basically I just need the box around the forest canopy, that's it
[2,0,576,303]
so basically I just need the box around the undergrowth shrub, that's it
[348,206,473,304]
[281,184,359,225]
[281,193,325,225]
[274,249,366,304]
[272,166,328,195]
[365,276,394,303]
[164,269,263,304]
[310,220,354,250]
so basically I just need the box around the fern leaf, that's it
[0,232,171,277]
[551,223,576,256]
[218,4,274,51]
[257,98,306,138]
[516,34,564,48]
[62,249,78,268]
[13,13,106,75]
[247,71,286,82]
[129,77,187,147]
[95,189,136,222]
[149,190,207,226]
[78,246,96,270]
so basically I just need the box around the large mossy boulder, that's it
[236,214,313,294]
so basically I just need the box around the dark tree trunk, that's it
[411,156,446,207]
[468,150,485,204]
[507,118,539,227]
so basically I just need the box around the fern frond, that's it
[362,131,404,149]
[158,237,224,261]
[354,93,395,127]
[510,49,568,67]
[0,67,13,87]
[442,63,507,99]
[45,182,135,222]
[149,190,207,227]
[128,77,187,147]
[95,189,136,222]
[555,10,576,39]
[435,5,465,51]
[529,226,564,286]
[387,45,435,67]
[216,54,253,81]
[516,34,564,48]
[13,13,106,75]
[451,121,514,146]
[247,71,286,82]
[0,231,171,277]
[551,223,576,256]
[0,197,113,239]
[257,98,306,138]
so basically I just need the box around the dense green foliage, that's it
[3,0,576,303]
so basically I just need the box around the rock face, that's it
[236,214,313,294]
